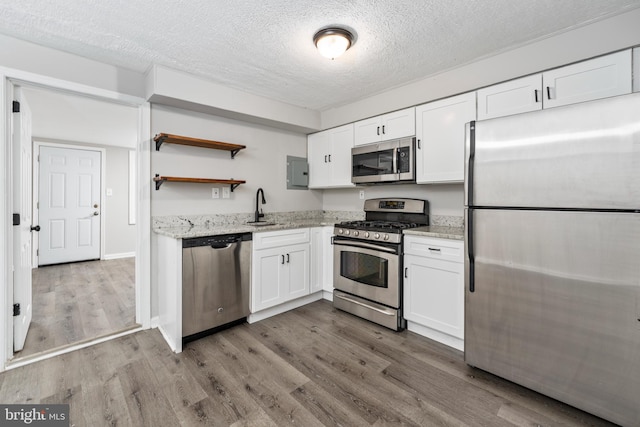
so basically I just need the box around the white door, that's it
[38,146,101,265]
[12,88,33,352]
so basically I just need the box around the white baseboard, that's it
[150,316,160,329]
[406,321,464,352]
[103,252,135,260]
[322,289,333,301]
[248,292,323,323]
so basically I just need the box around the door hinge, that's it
[13,303,20,316]
[12,101,20,113]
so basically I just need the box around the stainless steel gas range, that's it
[332,198,429,330]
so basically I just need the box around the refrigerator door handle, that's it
[467,208,475,293]
[466,121,476,206]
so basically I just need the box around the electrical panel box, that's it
[286,155,309,190]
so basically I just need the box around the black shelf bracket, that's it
[155,135,167,151]
[230,148,241,159]
[154,174,164,190]
[230,183,241,192]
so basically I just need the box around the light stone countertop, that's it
[153,211,464,241]
[153,219,339,239]
[403,225,465,241]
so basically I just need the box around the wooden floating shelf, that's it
[153,175,246,191]
[153,133,246,159]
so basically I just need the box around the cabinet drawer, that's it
[404,236,463,262]
[254,228,310,250]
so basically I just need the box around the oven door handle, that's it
[332,238,398,254]
[334,293,396,316]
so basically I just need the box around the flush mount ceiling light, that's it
[313,27,354,60]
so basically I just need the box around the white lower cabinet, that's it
[403,235,464,351]
[251,228,311,313]
[310,226,335,298]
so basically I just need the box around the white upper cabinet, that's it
[354,107,415,146]
[307,123,354,189]
[478,50,632,120]
[543,50,631,108]
[477,74,543,120]
[415,92,476,184]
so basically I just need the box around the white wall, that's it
[322,184,464,218]
[104,146,136,256]
[0,34,145,98]
[151,104,323,216]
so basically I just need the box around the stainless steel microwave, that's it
[351,137,415,184]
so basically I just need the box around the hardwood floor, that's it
[0,300,616,426]
[16,258,136,359]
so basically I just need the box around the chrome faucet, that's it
[255,188,266,222]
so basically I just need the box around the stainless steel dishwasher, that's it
[182,233,251,342]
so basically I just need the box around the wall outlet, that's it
[359,190,365,200]
[222,187,230,199]
[212,188,220,199]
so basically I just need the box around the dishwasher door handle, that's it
[210,242,238,250]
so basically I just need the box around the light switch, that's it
[222,187,230,199]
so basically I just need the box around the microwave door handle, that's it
[333,239,397,254]
[393,147,399,173]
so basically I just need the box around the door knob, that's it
[93,204,99,208]
[30,225,40,232]
[93,212,99,216]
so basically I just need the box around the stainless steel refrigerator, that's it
[464,93,640,427]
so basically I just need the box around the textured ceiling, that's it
[1,0,639,111]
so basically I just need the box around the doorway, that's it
[2,71,151,369]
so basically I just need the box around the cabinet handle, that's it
[417,139,421,149]
[534,89,539,103]
[281,255,285,264]
[404,267,408,279]
[546,86,552,100]
[328,154,331,163]
[428,247,441,252]
[382,125,385,134]
[286,253,290,263]
[324,155,327,163]
[377,126,380,135]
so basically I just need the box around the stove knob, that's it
[364,232,370,238]
[383,234,390,241]
[374,233,380,239]
[345,230,350,235]
[338,229,343,234]
[353,231,359,237]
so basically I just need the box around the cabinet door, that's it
[285,243,310,300]
[251,247,287,312]
[543,50,632,109]
[415,92,476,183]
[328,123,355,187]
[477,74,542,120]
[381,107,415,140]
[403,253,464,339]
[307,131,330,188]
[354,116,382,146]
